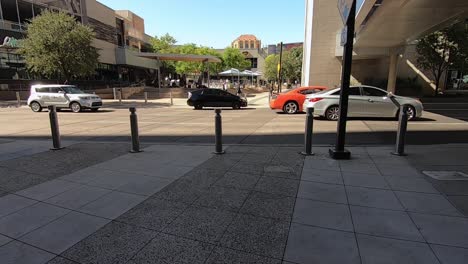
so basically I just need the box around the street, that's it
[1,97,467,146]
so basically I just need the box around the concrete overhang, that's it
[354,0,468,49]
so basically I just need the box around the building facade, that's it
[0,0,158,87]
[230,34,267,75]
[302,0,468,95]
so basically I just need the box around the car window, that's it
[299,89,319,95]
[362,87,387,97]
[331,87,361,96]
[35,87,49,93]
[61,86,84,94]
[49,87,61,93]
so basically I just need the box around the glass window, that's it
[239,41,244,49]
[300,89,319,95]
[332,87,361,96]
[35,87,49,93]
[362,87,387,97]
[49,87,61,93]
[61,86,84,94]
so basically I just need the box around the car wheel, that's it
[232,102,241,110]
[325,106,340,121]
[283,101,299,114]
[70,102,82,113]
[30,101,42,112]
[194,103,203,110]
[91,108,99,112]
[405,105,416,120]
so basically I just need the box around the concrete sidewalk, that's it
[0,140,467,263]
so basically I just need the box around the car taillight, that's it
[309,97,323,102]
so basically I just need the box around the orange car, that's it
[270,86,327,114]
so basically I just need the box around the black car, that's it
[187,88,248,110]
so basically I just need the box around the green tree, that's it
[264,54,279,82]
[282,47,303,83]
[20,10,99,83]
[222,47,250,70]
[151,33,177,53]
[416,24,467,96]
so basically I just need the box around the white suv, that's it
[27,85,102,113]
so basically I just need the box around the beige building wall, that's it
[92,39,116,65]
[84,0,116,27]
[303,0,343,88]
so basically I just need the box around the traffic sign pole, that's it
[329,0,356,160]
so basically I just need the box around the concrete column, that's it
[301,0,315,86]
[387,53,399,93]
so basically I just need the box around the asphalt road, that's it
[422,96,468,121]
[1,98,467,146]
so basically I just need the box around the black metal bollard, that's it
[301,107,315,156]
[48,106,63,150]
[392,105,409,156]
[129,107,142,153]
[214,109,225,154]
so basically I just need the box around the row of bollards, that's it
[46,103,408,157]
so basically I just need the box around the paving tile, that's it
[301,168,343,184]
[230,162,265,175]
[194,186,250,211]
[293,198,353,232]
[263,170,301,180]
[58,166,103,184]
[20,211,109,254]
[303,157,341,171]
[358,234,439,264]
[346,186,403,210]
[0,240,55,264]
[164,206,236,243]
[284,223,360,264]
[152,165,193,180]
[128,233,214,264]
[179,168,225,188]
[340,162,380,174]
[116,198,188,230]
[431,244,468,264]
[351,206,424,241]
[297,181,347,203]
[62,221,157,264]
[342,172,390,189]
[0,233,12,246]
[0,202,69,238]
[206,247,281,264]
[0,194,37,218]
[46,256,78,264]
[0,172,47,193]
[447,195,468,216]
[240,191,295,220]
[15,179,81,201]
[255,177,299,197]
[411,212,468,248]
[220,214,289,258]
[45,185,111,210]
[154,180,206,203]
[84,170,136,189]
[116,176,172,196]
[377,164,423,177]
[384,176,439,193]
[78,191,146,219]
[395,191,461,216]
[215,171,261,190]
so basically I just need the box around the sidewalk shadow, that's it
[197,107,257,111]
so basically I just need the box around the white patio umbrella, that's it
[242,70,262,86]
[219,68,250,94]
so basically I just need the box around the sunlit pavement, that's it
[0,97,467,146]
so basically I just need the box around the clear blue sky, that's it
[97,0,306,48]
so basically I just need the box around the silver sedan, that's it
[303,86,423,120]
